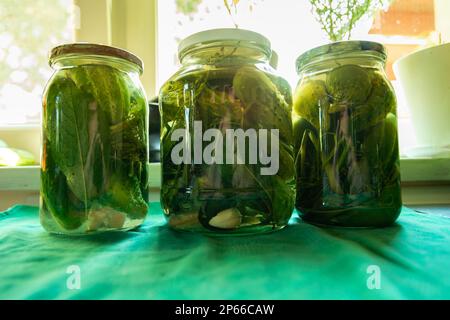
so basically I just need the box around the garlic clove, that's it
[209,208,242,229]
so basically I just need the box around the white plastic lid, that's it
[178,28,271,58]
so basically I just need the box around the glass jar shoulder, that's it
[294,64,396,121]
[160,63,292,107]
[297,61,393,93]
[163,60,289,83]
[159,62,294,150]
[44,65,147,114]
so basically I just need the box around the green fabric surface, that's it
[0,204,449,300]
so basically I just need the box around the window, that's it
[368,0,445,155]
[0,0,447,188]
[0,0,448,167]
[0,0,74,126]
[157,0,450,157]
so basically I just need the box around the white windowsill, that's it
[0,124,40,131]
[0,163,162,191]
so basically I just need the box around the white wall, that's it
[435,0,450,43]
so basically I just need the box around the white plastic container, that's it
[394,43,450,158]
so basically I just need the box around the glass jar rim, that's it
[49,43,144,73]
[296,41,387,74]
[178,28,272,61]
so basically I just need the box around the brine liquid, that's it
[41,65,149,235]
[160,65,295,234]
[294,66,402,227]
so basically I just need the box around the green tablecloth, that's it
[0,204,449,300]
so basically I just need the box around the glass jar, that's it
[159,29,295,235]
[293,41,402,227]
[41,43,149,235]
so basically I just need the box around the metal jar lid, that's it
[49,43,144,73]
[296,41,387,74]
[178,28,272,60]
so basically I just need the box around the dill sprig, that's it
[309,0,391,42]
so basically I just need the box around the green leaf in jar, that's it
[297,127,321,185]
[66,67,111,176]
[293,80,330,128]
[322,134,352,195]
[237,165,294,227]
[160,71,209,123]
[46,76,93,211]
[41,140,87,230]
[159,80,186,122]
[110,110,147,163]
[270,175,295,225]
[293,117,323,210]
[293,117,317,152]
[326,64,372,110]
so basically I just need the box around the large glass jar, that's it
[293,41,402,227]
[160,29,295,235]
[41,44,149,235]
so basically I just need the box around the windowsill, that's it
[400,157,450,182]
[0,124,40,131]
[0,159,449,206]
[0,163,161,190]
[0,166,41,190]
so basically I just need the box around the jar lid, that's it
[49,43,144,72]
[296,41,386,73]
[178,28,271,59]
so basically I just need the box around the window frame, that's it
[0,0,158,160]
[74,0,158,97]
